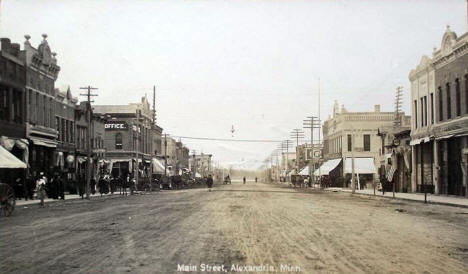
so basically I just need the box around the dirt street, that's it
[1,181,468,274]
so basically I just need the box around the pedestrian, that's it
[78,175,85,199]
[255,177,257,183]
[91,177,96,195]
[36,176,46,207]
[26,175,35,200]
[206,174,214,191]
[57,175,65,200]
[14,177,24,200]
[243,176,246,184]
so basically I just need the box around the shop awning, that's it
[314,158,342,176]
[0,146,27,169]
[410,136,431,146]
[344,158,376,174]
[151,158,166,174]
[436,134,454,140]
[299,166,311,176]
[30,137,57,148]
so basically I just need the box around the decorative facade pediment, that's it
[441,27,457,56]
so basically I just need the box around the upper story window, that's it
[347,134,352,152]
[465,75,468,114]
[0,88,9,121]
[115,133,123,150]
[363,134,371,151]
[430,93,434,124]
[420,97,424,127]
[446,83,451,120]
[438,87,443,121]
[455,78,461,117]
[414,100,418,128]
[423,96,427,127]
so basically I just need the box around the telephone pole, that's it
[164,134,168,176]
[191,150,197,178]
[350,126,356,194]
[79,85,98,199]
[280,140,293,179]
[290,129,305,148]
[394,86,403,127]
[135,109,141,192]
[304,116,320,184]
[152,85,157,125]
[290,129,305,174]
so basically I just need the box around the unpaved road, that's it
[1,181,468,274]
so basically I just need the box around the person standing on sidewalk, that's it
[243,176,246,184]
[36,176,46,207]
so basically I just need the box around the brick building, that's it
[53,87,78,180]
[0,37,29,188]
[410,26,468,197]
[189,153,212,177]
[93,96,156,179]
[321,101,407,188]
[0,38,28,159]
[22,34,60,177]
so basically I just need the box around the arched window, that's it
[115,133,123,149]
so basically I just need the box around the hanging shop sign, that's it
[305,148,322,160]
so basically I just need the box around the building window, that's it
[465,75,468,114]
[438,87,443,121]
[0,88,8,120]
[347,134,352,152]
[423,96,427,127]
[36,93,39,124]
[420,97,424,127]
[446,83,451,119]
[430,93,434,124]
[363,134,370,151]
[70,122,74,144]
[56,117,60,140]
[115,133,123,149]
[455,78,461,117]
[63,119,68,143]
[28,90,32,121]
[414,100,418,128]
[43,95,47,127]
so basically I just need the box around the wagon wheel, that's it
[0,183,16,217]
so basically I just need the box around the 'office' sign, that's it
[105,122,128,130]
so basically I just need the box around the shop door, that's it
[447,138,463,196]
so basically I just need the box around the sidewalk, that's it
[15,193,117,207]
[327,187,468,208]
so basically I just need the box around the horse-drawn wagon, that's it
[290,174,306,188]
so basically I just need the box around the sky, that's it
[0,0,466,169]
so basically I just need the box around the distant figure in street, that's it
[255,177,257,183]
[243,177,246,184]
[206,174,214,191]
